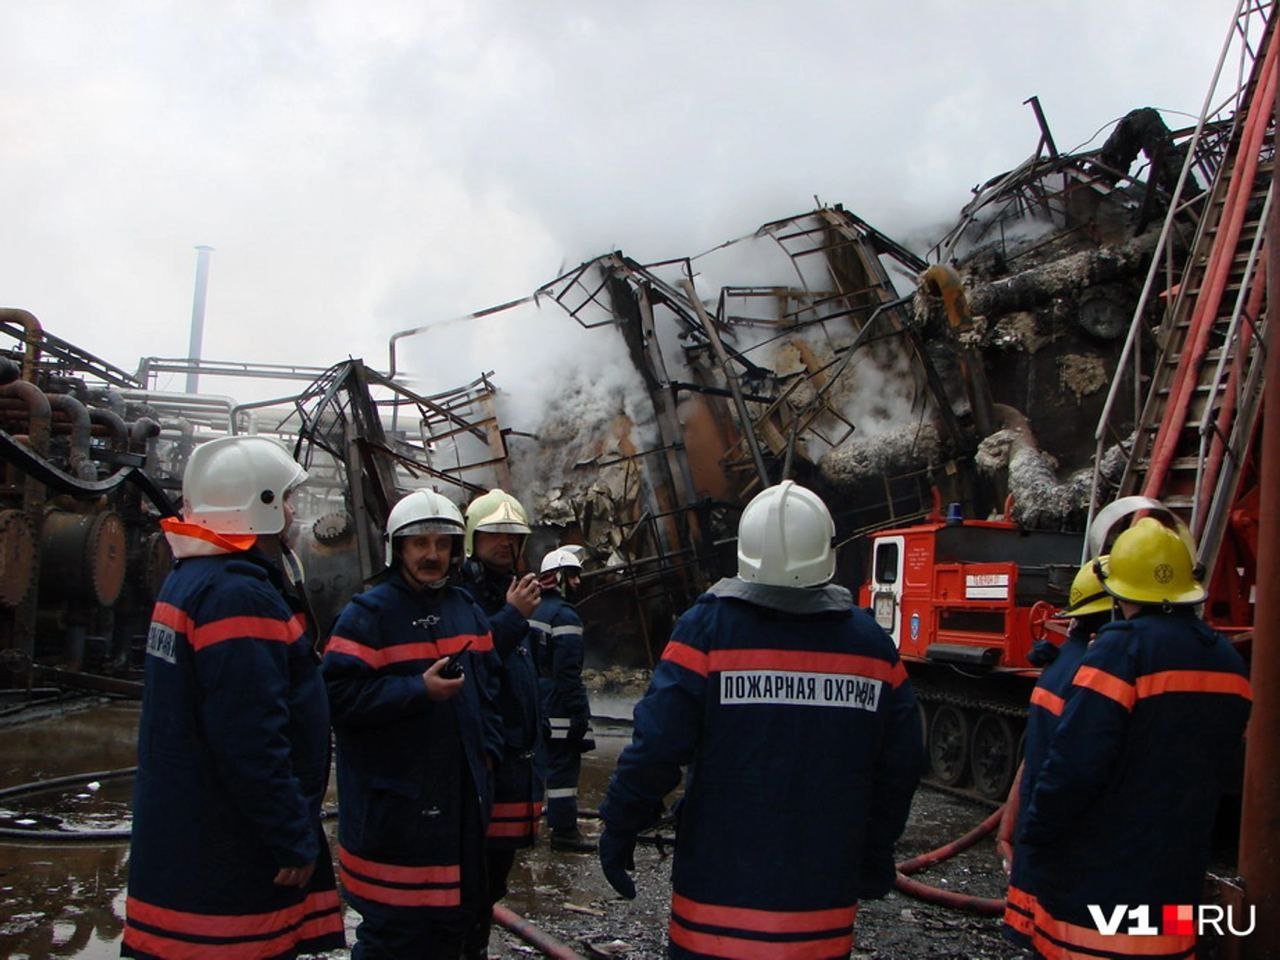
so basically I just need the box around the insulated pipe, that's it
[47,394,96,482]
[491,905,584,960]
[128,417,161,453]
[88,408,128,453]
[0,308,44,382]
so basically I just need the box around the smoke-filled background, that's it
[1,0,1229,414]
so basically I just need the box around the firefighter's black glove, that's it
[599,827,637,899]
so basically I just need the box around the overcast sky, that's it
[0,0,1235,396]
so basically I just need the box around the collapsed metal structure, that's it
[0,35,1262,679]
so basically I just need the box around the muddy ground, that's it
[0,698,1034,960]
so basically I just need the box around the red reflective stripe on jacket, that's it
[126,891,339,939]
[324,633,491,668]
[439,632,493,655]
[1030,687,1065,716]
[491,801,542,819]
[1032,906,1195,959]
[662,640,709,676]
[1003,883,1036,935]
[123,901,343,959]
[190,615,301,652]
[708,648,902,686]
[338,866,462,908]
[1073,665,1136,711]
[1135,669,1252,702]
[338,846,460,884]
[486,820,539,838]
[671,892,856,934]
[151,602,192,633]
[669,917,854,960]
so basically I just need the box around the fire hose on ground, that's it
[893,804,1008,916]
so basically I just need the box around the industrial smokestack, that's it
[186,245,214,394]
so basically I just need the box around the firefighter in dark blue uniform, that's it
[456,489,543,960]
[1019,517,1252,960]
[124,436,345,960]
[529,547,595,851]
[599,481,923,959]
[322,489,503,960]
[1003,557,1113,948]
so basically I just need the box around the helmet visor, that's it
[476,521,530,535]
[395,519,464,538]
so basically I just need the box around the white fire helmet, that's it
[540,547,583,576]
[736,480,835,587]
[182,436,307,536]
[384,489,466,567]
[464,489,531,557]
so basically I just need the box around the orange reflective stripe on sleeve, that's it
[1072,665,1136,711]
[151,602,192,634]
[190,615,303,651]
[1030,686,1066,716]
[662,640,709,676]
[1135,669,1252,702]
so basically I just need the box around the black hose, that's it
[0,766,136,843]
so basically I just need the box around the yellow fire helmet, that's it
[464,488,531,557]
[1059,555,1113,617]
[1096,517,1206,606]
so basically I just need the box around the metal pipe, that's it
[1237,66,1280,959]
[127,417,161,453]
[46,394,96,482]
[0,379,50,659]
[87,408,128,452]
[0,308,44,383]
[386,293,537,380]
[186,246,214,394]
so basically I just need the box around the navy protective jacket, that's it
[124,535,344,960]
[321,575,502,922]
[1019,611,1251,960]
[459,559,545,848]
[601,579,923,960]
[528,591,591,746]
[1004,625,1090,947]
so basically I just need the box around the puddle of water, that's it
[0,701,136,959]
